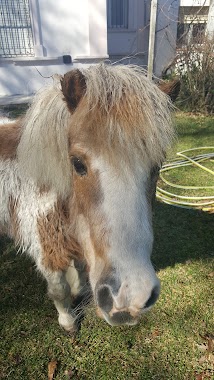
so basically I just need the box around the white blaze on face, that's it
[90,155,160,311]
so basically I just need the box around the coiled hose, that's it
[156,147,214,213]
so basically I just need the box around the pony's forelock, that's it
[78,64,174,168]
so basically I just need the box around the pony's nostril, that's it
[111,311,133,325]
[144,286,160,309]
[96,285,113,313]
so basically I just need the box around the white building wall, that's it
[0,0,108,97]
[89,0,108,57]
[38,0,90,58]
[154,0,180,77]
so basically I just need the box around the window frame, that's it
[107,0,138,32]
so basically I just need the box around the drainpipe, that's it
[29,0,45,57]
[148,0,157,80]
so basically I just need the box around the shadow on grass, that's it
[0,238,49,321]
[153,201,214,270]
[178,127,214,139]
[0,203,213,379]
[1,201,213,319]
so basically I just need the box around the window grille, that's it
[107,0,129,29]
[0,0,34,58]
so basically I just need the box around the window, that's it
[0,0,34,58]
[177,8,208,47]
[192,23,205,39]
[177,21,206,46]
[107,0,129,29]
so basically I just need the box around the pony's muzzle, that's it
[95,280,160,326]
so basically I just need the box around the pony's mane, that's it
[17,64,174,197]
[17,80,71,196]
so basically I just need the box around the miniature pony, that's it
[0,64,179,331]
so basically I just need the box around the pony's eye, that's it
[72,157,87,176]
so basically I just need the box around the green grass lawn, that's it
[0,113,214,380]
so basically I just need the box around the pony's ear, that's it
[158,78,180,102]
[61,70,86,112]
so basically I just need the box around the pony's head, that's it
[18,64,175,326]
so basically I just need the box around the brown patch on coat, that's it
[71,152,103,213]
[37,201,82,271]
[89,223,110,260]
[38,184,51,195]
[0,121,22,159]
[70,150,109,259]
[61,69,86,113]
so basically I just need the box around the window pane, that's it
[0,0,34,58]
[107,0,128,29]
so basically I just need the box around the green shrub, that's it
[175,34,214,114]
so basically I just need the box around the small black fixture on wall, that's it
[63,55,72,64]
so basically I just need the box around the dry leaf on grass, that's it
[196,333,214,372]
[195,371,213,380]
[48,360,58,380]
[199,355,208,364]
[198,353,214,367]
[200,334,214,354]
[207,338,214,353]
[207,272,214,278]
[196,343,209,352]
[195,374,209,380]
[151,328,161,338]
[195,374,204,380]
